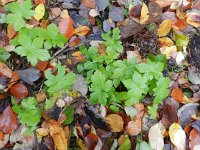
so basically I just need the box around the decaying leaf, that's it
[105,114,124,132]
[140,3,149,24]
[0,134,9,149]
[171,86,184,103]
[74,26,90,36]
[0,62,12,78]
[157,20,172,37]
[169,123,186,150]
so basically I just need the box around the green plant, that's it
[44,63,76,96]
[12,97,41,133]
[148,104,158,119]
[0,48,10,62]
[5,0,35,31]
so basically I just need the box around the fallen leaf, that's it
[7,24,16,39]
[169,123,186,150]
[148,123,164,150]
[0,0,14,5]
[10,83,29,99]
[192,0,200,9]
[34,0,45,4]
[128,4,141,18]
[36,128,49,137]
[0,131,4,141]
[34,4,45,21]
[0,134,9,149]
[59,18,74,39]
[140,3,149,24]
[109,5,124,22]
[74,26,90,36]
[157,20,172,37]
[105,114,124,132]
[51,7,61,18]
[36,61,48,71]
[118,135,131,150]
[173,18,187,31]
[154,0,174,7]
[160,45,177,59]
[170,0,182,10]
[36,91,47,103]
[188,67,200,85]
[49,124,68,150]
[126,119,141,136]
[171,86,184,103]
[60,10,69,19]
[189,128,200,150]
[159,37,174,46]
[0,106,18,134]
[81,0,95,8]
[0,62,12,78]
[84,132,98,150]
[72,51,85,62]
[187,12,200,28]
[69,38,81,47]
[72,75,88,96]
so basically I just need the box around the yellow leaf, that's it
[187,12,200,28]
[36,128,49,137]
[157,20,172,37]
[169,123,186,150]
[34,4,45,21]
[158,37,174,47]
[74,26,90,36]
[105,114,124,132]
[160,45,177,59]
[140,3,149,24]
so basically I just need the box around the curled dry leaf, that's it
[74,26,90,36]
[0,106,18,134]
[34,4,45,21]
[0,62,12,78]
[10,83,29,99]
[169,123,186,150]
[105,114,124,132]
[171,86,184,103]
[187,12,200,27]
[157,20,172,37]
[148,123,164,150]
[140,3,149,24]
[189,128,200,150]
[59,18,74,40]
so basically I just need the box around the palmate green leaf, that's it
[153,77,170,104]
[0,48,10,62]
[15,34,50,66]
[12,97,41,132]
[5,0,35,31]
[90,70,113,105]
[123,72,148,106]
[44,63,76,96]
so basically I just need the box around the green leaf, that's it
[12,97,41,132]
[5,0,35,31]
[153,77,170,104]
[44,63,76,96]
[0,48,10,62]
[0,14,6,24]
[90,70,113,105]
[136,141,153,150]
[173,30,189,47]
[15,34,50,66]
[148,104,158,119]
[123,72,148,106]
[63,106,74,125]
[118,135,131,150]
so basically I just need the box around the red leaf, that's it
[59,18,74,40]
[0,106,18,134]
[10,83,29,99]
[0,62,12,78]
[84,133,98,150]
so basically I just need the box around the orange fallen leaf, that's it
[172,18,187,31]
[157,20,172,37]
[74,26,90,36]
[59,18,74,40]
[7,24,16,39]
[81,0,96,9]
[159,37,174,47]
[69,38,81,47]
[36,61,48,71]
[84,133,98,150]
[72,51,85,62]
[0,62,12,78]
[171,86,184,103]
[10,83,29,99]
[0,131,4,141]
[105,114,124,132]
[0,106,18,134]
[34,0,45,4]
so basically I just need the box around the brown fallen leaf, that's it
[0,106,18,134]
[189,128,200,150]
[81,0,96,9]
[105,114,124,132]
[10,83,29,99]
[74,26,90,36]
[36,91,47,103]
[157,20,172,37]
[59,18,74,40]
[126,119,142,136]
[69,37,81,47]
[171,86,184,103]
[154,0,174,8]
[0,134,9,149]
[72,51,85,62]
[0,62,12,78]
[34,0,45,4]
[140,3,149,24]
[36,61,48,71]
[7,24,16,39]
[187,12,200,28]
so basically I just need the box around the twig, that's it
[34,131,40,150]
[52,43,69,58]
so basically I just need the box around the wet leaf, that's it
[140,3,149,24]
[169,123,186,150]
[105,114,124,132]
[34,4,45,21]
[171,86,184,103]
[10,83,29,99]
[148,123,164,150]
[74,26,90,36]
[0,106,18,134]
[0,62,12,78]
[59,18,74,39]
[189,128,200,150]
[157,20,172,37]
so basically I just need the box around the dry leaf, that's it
[126,119,141,136]
[187,12,200,28]
[10,83,29,99]
[81,0,96,9]
[59,18,74,40]
[34,0,45,4]
[159,37,174,46]
[189,128,200,150]
[60,10,69,19]
[7,24,16,39]
[0,62,12,78]
[84,132,98,150]
[74,26,90,36]
[36,91,47,103]
[160,45,177,59]
[0,134,9,149]
[140,3,149,24]
[171,86,184,103]
[105,114,124,132]
[154,0,174,8]
[0,106,18,134]
[148,123,164,150]
[157,20,172,37]
[36,128,49,137]
[173,18,187,31]
[69,38,81,47]
[51,7,61,18]
[169,123,186,150]
[0,131,4,141]
[0,0,14,5]
[34,4,45,21]
[72,51,85,62]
